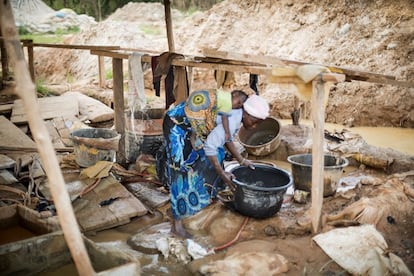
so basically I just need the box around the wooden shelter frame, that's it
[0,0,413,274]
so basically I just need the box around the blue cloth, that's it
[159,102,225,219]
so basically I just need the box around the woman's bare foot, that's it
[171,219,192,239]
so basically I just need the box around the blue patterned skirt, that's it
[157,102,225,220]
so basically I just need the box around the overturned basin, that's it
[237,117,281,156]
[287,153,349,197]
[70,128,120,167]
[227,164,293,219]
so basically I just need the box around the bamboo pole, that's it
[0,1,95,275]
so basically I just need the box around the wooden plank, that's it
[10,96,78,124]
[0,154,15,169]
[45,120,67,149]
[0,115,36,149]
[311,76,326,234]
[27,43,120,51]
[73,176,147,232]
[125,182,170,210]
[0,103,13,114]
[63,92,114,123]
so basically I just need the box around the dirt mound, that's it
[32,0,414,127]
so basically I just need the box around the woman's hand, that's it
[240,158,255,170]
[221,171,236,191]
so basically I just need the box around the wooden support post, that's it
[310,75,325,233]
[0,31,9,86]
[26,39,35,81]
[164,0,175,52]
[98,55,106,88]
[112,57,126,167]
[0,1,95,275]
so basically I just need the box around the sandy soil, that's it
[32,0,414,128]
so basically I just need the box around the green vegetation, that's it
[19,26,80,44]
[140,24,162,35]
[35,79,54,96]
[105,69,113,80]
[66,72,75,84]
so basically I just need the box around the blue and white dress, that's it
[156,100,242,220]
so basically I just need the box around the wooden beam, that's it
[202,48,414,88]
[203,47,287,66]
[172,58,268,75]
[91,49,153,63]
[27,43,120,51]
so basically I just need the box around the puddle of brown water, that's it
[279,119,414,155]
[42,263,78,276]
[0,225,37,246]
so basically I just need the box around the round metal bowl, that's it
[287,153,349,197]
[237,117,281,157]
[226,164,293,219]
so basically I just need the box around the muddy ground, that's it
[2,0,414,275]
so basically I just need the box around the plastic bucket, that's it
[287,153,348,197]
[70,128,121,167]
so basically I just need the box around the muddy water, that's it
[279,119,414,155]
[0,225,37,246]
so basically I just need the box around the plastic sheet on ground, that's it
[313,224,413,276]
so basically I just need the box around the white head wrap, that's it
[243,94,270,119]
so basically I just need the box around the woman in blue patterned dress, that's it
[157,91,270,238]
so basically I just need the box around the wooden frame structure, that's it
[1,0,413,274]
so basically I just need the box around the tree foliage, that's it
[41,0,222,21]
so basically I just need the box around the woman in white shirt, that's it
[156,93,270,238]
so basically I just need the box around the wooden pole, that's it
[26,39,35,81]
[164,0,175,52]
[112,57,126,167]
[0,30,9,87]
[98,55,106,88]
[0,1,95,275]
[310,75,325,233]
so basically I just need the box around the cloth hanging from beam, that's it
[152,52,188,109]
[128,52,146,112]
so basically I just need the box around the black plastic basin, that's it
[228,164,293,219]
